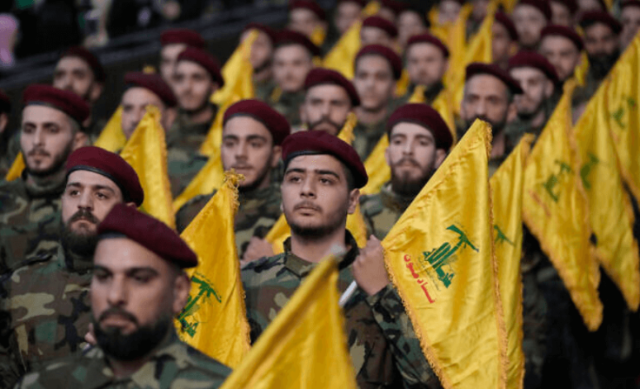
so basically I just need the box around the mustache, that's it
[27,147,50,157]
[232,163,253,170]
[394,157,421,168]
[98,307,139,325]
[308,117,343,132]
[294,201,322,212]
[68,209,100,225]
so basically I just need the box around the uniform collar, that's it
[380,182,415,214]
[239,182,278,202]
[282,230,359,278]
[60,243,94,272]
[22,168,67,199]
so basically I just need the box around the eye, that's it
[96,192,109,200]
[68,190,80,196]
[134,275,151,284]
[287,175,302,183]
[93,271,109,282]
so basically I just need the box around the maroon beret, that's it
[243,23,277,43]
[98,204,198,268]
[466,62,524,94]
[66,146,144,206]
[160,28,205,49]
[282,130,368,188]
[494,12,519,41]
[580,11,623,35]
[338,0,366,6]
[177,47,225,88]
[304,68,360,107]
[289,0,327,20]
[515,0,552,21]
[355,44,403,80]
[380,0,407,16]
[275,29,322,57]
[541,25,584,51]
[23,84,90,124]
[0,89,10,114]
[621,0,640,10]
[61,46,106,82]
[406,33,449,58]
[124,72,177,108]
[550,0,578,14]
[223,99,291,145]
[508,51,560,86]
[387,104,453,150]
[362,16,399,38]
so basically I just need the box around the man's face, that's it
[92,238,189,361]
[398,11,426,47]
[360,27,393,47]
[472,0,490,20]
[289,8,322,38]
[386,123,446,197]
[159,43,187,85]
[173,61,216,114]
[513,5,548,49]
[492,23,514,65]
[282,154,358,239]
[335,2,362,35]
[510,67,554,119]
[273,45,314,93]
[221,116,278,191]
[242,30,273,72]
[353,55,395,112]
[438,0,461,24]
[21,105,80,176]
[121,88,168,139]
[377,7,397,23]
[53,57,103,104]
[461,74,513,134]
[406,43,448,89]
[301,85,352,135]
[539,36,581,82]
[578,0,604,13]
[583,23,620,78]
[621,6,640,49]
[550,1,573,26]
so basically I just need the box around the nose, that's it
[235,141,249,161]
[106,275,127,307]
[300,176,316,198]
[77,190,94,210]
[32,128,44,147]
[402,139,414,155]
[474,100,487,117]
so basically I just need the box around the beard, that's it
[307,116,345,136]
[237,157,273,194]
[253,58,272,74]
[181,90,213,116]
[465,114,508,136]
[24,141,74,178]
[391,158,436,197]
[516,101,544,121]
[289,201,348,240]
[60,209,100,257]
[588,50,620,80]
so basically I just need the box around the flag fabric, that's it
[173,151,225,211]
[574,53,589,87]
[408,85,457,144]
[382,120,508,389]
[93,106,126,152]
[490,135,533,389]
[4,152,24,181]
[211,30,257,107]
[199,103,227,157]
[219,257,357,389]
[574,78,640,311]
[120,106,176,229]
[360,135,390,195]
[176,172,251,368]
[337,112,358,144]
[522,82,603,330]
[264,213,290,254]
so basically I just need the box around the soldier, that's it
[397,5,429,50]
[539,25,584,83]
[360,104,451,239]
[549,0,577,26]
[176,100,290,262]
[159,28,206,88]
[334,0,365,36]
[288,0,327,44]
[299,68,360,136]
[0,85,89,275]
[620,1,640,49]
[493,12,519,70]
[512,0,551,50]
[14,204,231,388]
[242,23,276,102]
[437,0,463,25]
[352,44,403,159]
[0,90,12,177]
[404,33,449,104]
[360,16,398,48]
[242,130,441,388]
[0,147,143,387]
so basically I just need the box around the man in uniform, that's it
[334,0,365,37]
[512,0,552,50]
[621,0,640,49]
[550,0,577,26]
[403,33,449,104]
[397,5,429,50]
[242,130,441,388]
[360,16,398,48]
[14,204,231,388]
[176,100,290,262]
[0,90,12,177]
[352,44,403,160]
[0,85,89,275]
[0,147,143,387]
[539,25,584,83]
[493,12,519,70]
[288,0,327,46]
[159,28,206,88]
[242,23,276,102]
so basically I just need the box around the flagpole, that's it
[339,281,358,307]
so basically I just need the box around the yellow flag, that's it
[443,4,473,91]
[173,151,225,212]
[337,112,358,144]
[360,135,390,195]
[490,135,533,389]
[522,83,603,330]
[176,172,251,368]
[199,101,228,157]
[264,213,289,254]
[5,152,25,181]
[574,53,589,87]
[395,69,411,97]
[93,106,126,152]
[574,79,640,311]
[211,30,257,107]
[120,106,176,229]
[382,120,508,389]
[219,257,357,389]
[409,85,457,145]
[310,25,326,47]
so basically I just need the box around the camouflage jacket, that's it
[269,89,305,128]
[176,183,282,257]
[0,173,65,275]
[353,119,388,161]
[360,183,414,240]
[242,233,442,389]
[13,330,231,389]
[254,78,276,103]
[0,245,92,388]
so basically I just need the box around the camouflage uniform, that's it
[254,78,276,103]
[0,245,92,388]
[13,330,231,389]
[269,89,306,128]
[242,232,442,389]
[352,119,388,161]
[360,183,413,240]
[176,183,282,258]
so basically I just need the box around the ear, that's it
[124,201,137,208]
[72,131,89,150]
[0,113,8,134]
[435,148,447,168]
[90,83,104,103]
[506,101,518,124]
[163,107,178,132]
[347,188,360,215]
[270,145,282,168]
[384,143,391,167]
[172,273,191,315]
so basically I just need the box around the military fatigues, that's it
[176,183,282,257]
[13,330,231,389]
[0,245,92,388]
[242,233,442,389]
[360,183,413,240]
[352,120,387,161]
[254,79,276,103]
[269,89,306,128]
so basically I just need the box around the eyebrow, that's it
[93,265,159,276]
[285,167,341,179]
[67,182,117,194]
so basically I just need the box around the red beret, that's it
[98,204,198,268]
[282,130,368,188]
[304,68,360,107]
[61,46,106,82]
[362,16,399,38]
[124,72,177,108]
[387,104,453,150]
[494,12,519,41]
[243,23,277,43]
[466,62,524,94]
[380,0,407,16]
[338,0,366,6]
[223,99,291,145]
[515,0,552,21]
[177,47,225,88]
[289,0,326,20]
[550,0,578,13]
[622,0,640,10]
[22,84,90,124]
[0,89,10,114]
[160,28,205,49]
[580,11,623,35]
[355,44,403,80]
[508,51,560,86]
[66,146,144,206]
[275,29,322,57]
[541,25,584,51]
[406,33,449,58]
